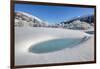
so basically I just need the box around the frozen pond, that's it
[29,38,83,53]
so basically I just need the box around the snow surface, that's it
[15,27,94,65]
[16,11,42,22]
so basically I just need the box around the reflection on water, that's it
[29,38,84,54]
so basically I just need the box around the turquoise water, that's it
[29,38,82,53]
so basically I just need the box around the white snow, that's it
[15,27,94,65]
[16,11,42,22]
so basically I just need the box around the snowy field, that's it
[15,27,94,66]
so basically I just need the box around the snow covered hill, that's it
[14,11,94,30]
[15,11,48,27]
[59,15,94,30]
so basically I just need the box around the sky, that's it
[15,3,94,24]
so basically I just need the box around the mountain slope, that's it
[15,11,48,27]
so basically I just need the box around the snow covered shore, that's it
[15,27,94,65]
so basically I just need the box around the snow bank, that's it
[15,27,94,65]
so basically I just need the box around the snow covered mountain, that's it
[61,15,94,24]
[15,11,48,27]
[59,15,94,30]
[14,11,94,30]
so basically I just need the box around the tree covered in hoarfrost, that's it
[63,20,91,30]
